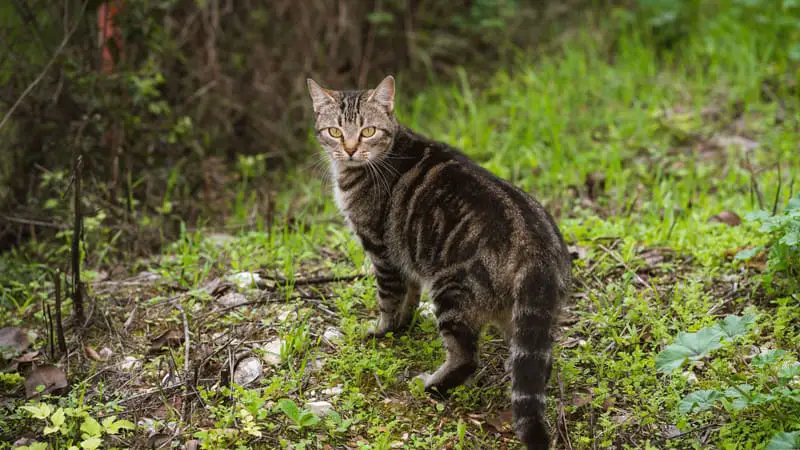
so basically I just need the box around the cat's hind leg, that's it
[416,286,479,394]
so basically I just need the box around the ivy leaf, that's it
[50,408,65,427]
[678,389,724,414]
[80,416,103,437]
[106,419,136,434]
[656,326,724,373]
[80,437,102,450]
[21,403,52,420]
[716,314,756,341]
[765,431,800,450]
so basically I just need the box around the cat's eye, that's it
[361,127,376,137]
[328,127,343,138]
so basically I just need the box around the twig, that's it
[744,152,764,210]
[72,154,85,323]
[258,273,368,289]
[0,0,89,131]
[54,270,67,357]
[0,215,68,229]
[555,372,574,450]
[174,302,191,376]
[772,162,782,216]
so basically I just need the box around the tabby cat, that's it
[307,75,571,449]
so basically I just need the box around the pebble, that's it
[261,339,282,365]
[233,356,262,386]
[323,327,344,343]
[229,272,262,289]
[306,401,334,417]
[218,292,248,308]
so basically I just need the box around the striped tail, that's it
[510,272,559,449]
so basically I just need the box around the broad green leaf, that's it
[81,416,103,437]
[43,425,60,435]
[716,314,756,340]
[80,437,102,450]
[766,431,800,450]
[50,408,65,427]
[752,349,787,368]
[678,389,723,414]
[779,364,800,381]
[723,384,754,411]
[299,412,320,427]
[780,230,799,246]
[656,326,724,374]
[734,247,761,260]
[277,398,301,422]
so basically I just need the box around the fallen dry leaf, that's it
[15,351,40,363]
[485,409,514,433]
[709,211,742,227]
[149,329,184,353]
[572,391,593,408]
[0,327,33,358]
[85,346,103,361]
[24,364,68,399]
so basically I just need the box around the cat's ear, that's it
[367,75,395,113]
[307,78,336,112]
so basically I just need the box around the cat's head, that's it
[306,75,397,167]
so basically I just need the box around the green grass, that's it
[3,1,800,449]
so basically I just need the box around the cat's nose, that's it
[344,145,358,156]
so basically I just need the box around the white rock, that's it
[98,347,114,360]
[218,292,248,308]
[119,356,140,371]
[137,418,157,434]
[261,339,282,365]
[323,327,344,343]
[682,371,698,384]
[306,401,334,417]
[278,308,296,322]
[229,272,262,289]
[233,356,262,386]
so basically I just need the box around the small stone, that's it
[682,370,698,384]
[229,272,262,289]
[278,308,296,322]
[98,347,114,361]
[306,401,334,417]
[233,356,262,387]
[218,292,248,308]
[323,327,344,343]
[120,356,140,371]
[261,339,282,365]
[137,418,157,434]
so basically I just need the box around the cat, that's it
[307,75,571,449]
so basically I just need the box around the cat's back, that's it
[387,129,569,279]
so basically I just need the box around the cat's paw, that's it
[364,324,391,340]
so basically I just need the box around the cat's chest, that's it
[333,185,385,234]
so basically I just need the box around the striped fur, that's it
[307,76,571,449]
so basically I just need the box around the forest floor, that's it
[2,5,800,450]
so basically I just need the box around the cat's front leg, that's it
[365,259,415,339]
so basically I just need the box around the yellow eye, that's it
[328,127,342,138]
[361,127,376,137]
